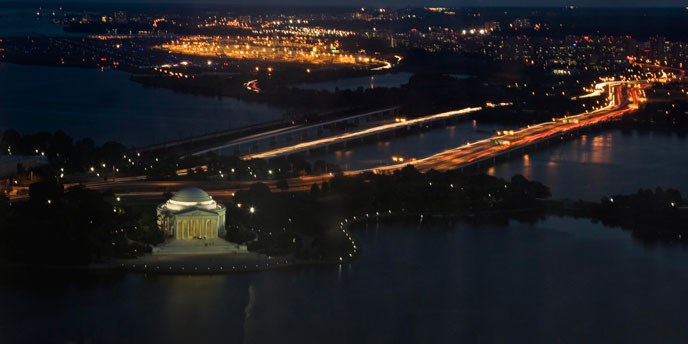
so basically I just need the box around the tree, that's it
[320,181,330,195]
[310,183,320,198]
[276,178,289,191]
[0,193,10,218]
[28,181,64,204]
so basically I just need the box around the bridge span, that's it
[190,107,400,157]
[358,82,646,174]
[138,107,399,157]
[240,105,511,160]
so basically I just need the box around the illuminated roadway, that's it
[242,107,488,160]
[189,107,399,157]
[10,62,681,202]
[64,82,642,201]
[356,81,645,174]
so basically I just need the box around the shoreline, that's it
[2,197,686,275]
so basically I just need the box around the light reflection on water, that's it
[488,129,688,200]
[313,126,688,201]
[3,217,688,343]
[309,121,514,170]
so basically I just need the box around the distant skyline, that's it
[4,0,688,7]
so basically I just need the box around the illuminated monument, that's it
[157,187,227,240]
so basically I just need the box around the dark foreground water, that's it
[2,217,688,343]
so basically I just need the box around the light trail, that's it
[370,60,392,71]
[242,106,485,160]
[355,80,650,174]
[16,62,681,203]
[244,79,261,93]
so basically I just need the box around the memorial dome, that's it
[170,187,212,203]
[157,187,227,240]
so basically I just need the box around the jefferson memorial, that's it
[157,187,227,240]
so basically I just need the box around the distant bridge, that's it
[137,107,399,157]
[188,107,400,157]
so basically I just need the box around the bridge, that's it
[189,107,400,157]
[137,107,399,157]
[240,105,508,160]
[9,61,683,202]
[360,82,646,174]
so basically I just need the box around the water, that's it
[0,63,285,146]
[486,129,688,201]
[309,124,688,200]
[293,72,414,92]
[2,217,688,343]
[0,7,69,37]
[308,121,518,170]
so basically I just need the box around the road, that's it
[70,82,641,200]
[356,81,645,173]
[242,106,487,160]
[59,175,332,201]
[189,107,399,157]
[9,63,681,202]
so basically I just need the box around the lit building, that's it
[156,187,227,240]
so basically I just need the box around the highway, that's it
[242,106,487,160]
[189,107,399,157]
[357,81,645,173]
[9,62,681,202]
[59,82,639,200]
[4,175,333,202]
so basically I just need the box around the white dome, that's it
[163,187,219,211]
[170,187,212,203]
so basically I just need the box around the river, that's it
[308,120,517,170]
[0,63,285,146]
[486,129,688,200]
[2,6,688,342]
[310,126,688,201]
[0,6,69,37]
[2,217,688,343]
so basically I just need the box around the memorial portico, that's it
[156,187,227,240]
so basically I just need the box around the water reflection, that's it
[489,129,688,200]
[3,218,688,342]
[310,121,515,170]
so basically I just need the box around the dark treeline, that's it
[2,164,687,267]
[131,52,588,124]
[0,129,129,174]
[225,166,552,260]
[327,165,550,213]
[132,70,510,118]
[0,129,343,184]
[595,188,687,243]
[620,100,688,133]
[0,184,161,266]
[549,187,688,244]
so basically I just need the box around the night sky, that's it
[13,0,688,7]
